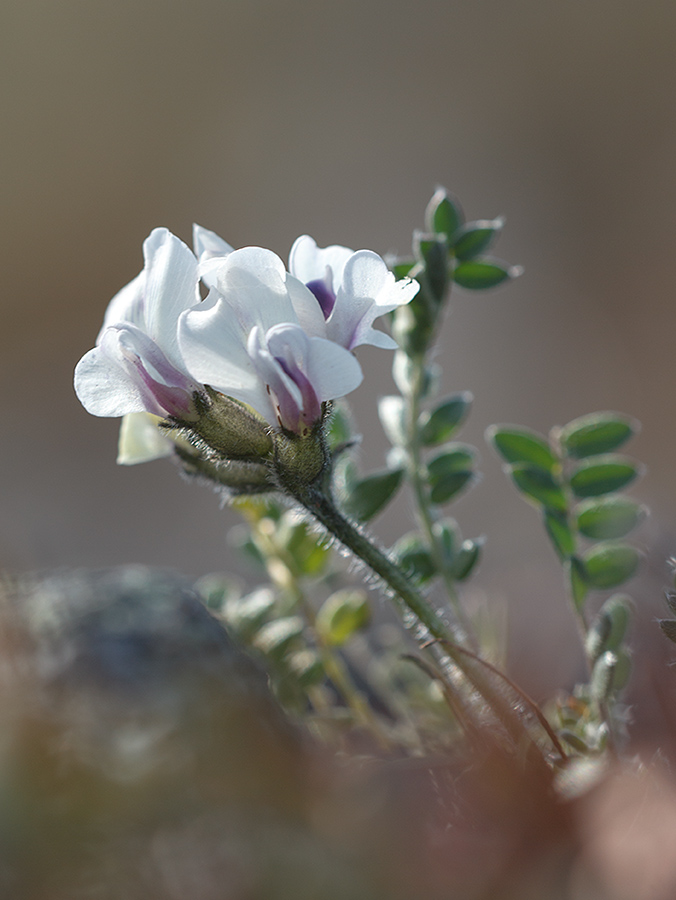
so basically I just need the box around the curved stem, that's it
[290,483,545,760]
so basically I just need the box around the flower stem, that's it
[290,483,545,760]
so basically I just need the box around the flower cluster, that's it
[75,226,418,466]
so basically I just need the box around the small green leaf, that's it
[413,232,449,303]
[419,393,473,445]
[576,495,645,539]
[288,649,325,688]
[582,542,640,589]
[509,464,567,512]
[487,425,557,471]
[544,510,576,560]
[392,533,437,583]
[431,517,461,566]
[378,395,407,446]
[222,587,275,640]
[449,538,483,581]
[451,217,504,261]
[453,259,522,290]
[658,619,676,644]
[253,616,305,659]
[282,518,331,577]
[586,594,631,661]
[559,412,639,459]
[590,651,618,703]
[424,187,464,237]
[427,443,477,477]
[570,455,641,498]
[316,590,370,647]
[426,444,478,504]
[567,556,589,612]
[342,468,404,522]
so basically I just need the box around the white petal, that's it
[178,293,275,421]
[286,274,327,338]
[100,271,145,337]
[288,235,354,293]
[213,247,299,333]
[117,413,173,465]
[142,228,200,369]
[305,337,363,402]
[192,224,234,260]
[74,346,149,417]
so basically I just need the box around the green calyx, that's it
[187,389,274,462]
[273,424,329,492]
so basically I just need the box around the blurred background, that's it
[2,0,676,699]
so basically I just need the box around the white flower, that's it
[116,412,174,466]
[178,247,363,434]
[74,228,202,421]
[193,226,419,351]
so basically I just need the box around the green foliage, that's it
[558,412,638,459]
[419,393,473,446]
[582,542,640,590]
[424,188,464,238]
[392,533,437,584]
[315,590,370,647]
[453,260,517,290]
[341,468,405,523]
[576,496,644,539]
[487,425,557,471]
[569,455,640,498]
[451,218,504,261]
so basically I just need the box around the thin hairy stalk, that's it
[290,483,546,762]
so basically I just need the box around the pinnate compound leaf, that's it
[424,188,464,238]
[453,259,521,290]
[560,412,639,459]
[451,217,505,261]
[576,495,645,540]
[570,455,641,499]
[544,510,575,560]
[582,542,640,590]
[342,468,404,522]
[316,590,370,647]
[487,425,557,471]
[419,393,473,445]
[509,464,567,512]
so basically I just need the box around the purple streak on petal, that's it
[275,357,321,430]
[305,270,336,319]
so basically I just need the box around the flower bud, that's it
[188,389,273,461]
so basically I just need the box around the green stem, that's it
[290,483,544,759]
[403,354,476,644]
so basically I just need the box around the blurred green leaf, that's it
[419,393,473,445]
[427,443,477,476]
[316,590,370,647]
[586,594,631,662]
[451,217,504,261]
[544,510,576,560]
[288,649,325,687]
[559,412,639,459]
[342,468,404,522]
[378,395,407,446]
[570,455,641,498]
[392,532,437,584]
[424,187,464,237]
[431,517,461,566]
[487,425,557,471]
[582,542,640,589]
[453,259,521,290]
[282,518,331,577]
[414,232,449,303]
[222,586,276,640]
[567,556,589,612]
[253,616,305,659]
[576,495,644,539]
[510,464,567,512]
[449,538,483,581]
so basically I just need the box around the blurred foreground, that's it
[0,567,674,899]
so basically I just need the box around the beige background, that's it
[2,0,676,696]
